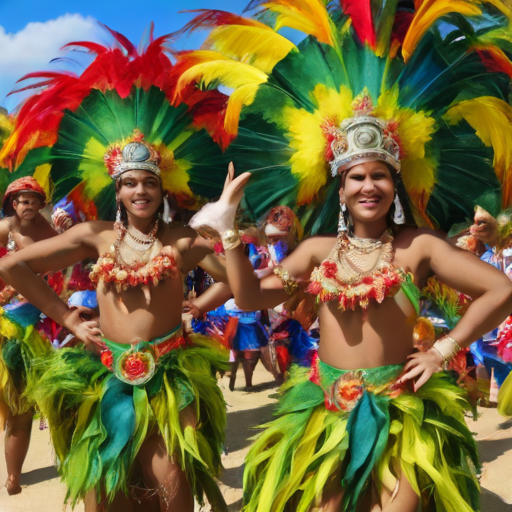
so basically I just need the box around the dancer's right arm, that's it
[0,222,99,336]
[224,238,317,311]
[191,165,317,311]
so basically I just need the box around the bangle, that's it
[221,230,241,251]
[273,265,299,295]
[432,335,462,365]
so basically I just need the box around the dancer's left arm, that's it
[401,231,512,390]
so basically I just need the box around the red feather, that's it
[173,9,263,38]
[475,47,512,79]
[340,0,376,48]
[1,30,229,170]
[99,23,138,57]
[185,89,234,150]
[61,41,109,55]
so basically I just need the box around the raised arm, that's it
[0,222,99,334]
[190,164,317,311]
[224,238,317,310]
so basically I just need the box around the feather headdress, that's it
[175,1,512,234]
[0,27,231,219]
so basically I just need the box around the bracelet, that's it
[221,229,241,251]
[432,335,462,365]
[273,265,299,295]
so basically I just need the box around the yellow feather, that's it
[402,0,483,62]
[80,137,111,199]
[0,131,19,167]
[205,25,296,74]
[484,0,512,18]
[177,55,268,92]
[284,84,353,204]
[262,0,337,47]
[178,58,268,136]
[32,163,52,200]
[445,97,512,206]
[401,157,437,227]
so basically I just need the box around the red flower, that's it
[322,261,338,279]
[123,353,149,380]
[101,350,113,370]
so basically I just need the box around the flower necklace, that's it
[90,219,178,304]
[307,229,406,310]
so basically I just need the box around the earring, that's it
[338,201,347,233]
[393,193,405,225]
[163,195,171,224]
[115,203,121,226]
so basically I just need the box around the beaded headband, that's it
[329,93,401,177]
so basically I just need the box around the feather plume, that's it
[177,54,268,135]
[445,96,512,206]
[473,44,512,78]
[402,1,483,62]
[340,0,376,48]
[260,0,338,48]
[204,25,296,74]
[175,9,270,33]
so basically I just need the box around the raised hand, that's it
[189,162,251,236]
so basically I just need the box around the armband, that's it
[273,265,299,296]
[221,230,241,251]
[432,335,462,365]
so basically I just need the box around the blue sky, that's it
[0,0,250,111]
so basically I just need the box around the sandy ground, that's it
[0,363,511,512]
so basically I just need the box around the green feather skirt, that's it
[0,313,51,425]
[243,357,480,512]
[25,332,229,510]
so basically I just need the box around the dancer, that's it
[181,1,512,510]
[0,33,232,512]
[0,176,56,495]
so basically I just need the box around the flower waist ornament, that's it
[100,332,188,385]
[309,353,406,412]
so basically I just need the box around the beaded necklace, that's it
[307,229,406,310]
[89,220,178,303]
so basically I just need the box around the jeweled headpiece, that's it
[329,93,401,177]
[104,130,161,180]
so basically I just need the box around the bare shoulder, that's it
[0,218,11,238]
[294,235,336,265]
[394,226,446,251]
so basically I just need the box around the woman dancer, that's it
[179,3,512,508]
[0,33,232,512]
[197,153,512,512]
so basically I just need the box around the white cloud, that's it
[0,14,104,111]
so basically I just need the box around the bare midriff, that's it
[96,275,184,345]
[317,288,418,370]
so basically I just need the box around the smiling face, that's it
[116,170,163,221]
[12,192,44,222]
[340,160,395,228]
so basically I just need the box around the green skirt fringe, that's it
[498,370,512,416]
[25,333,229,510]
[0,311,50,426]
[243,359,480,512]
